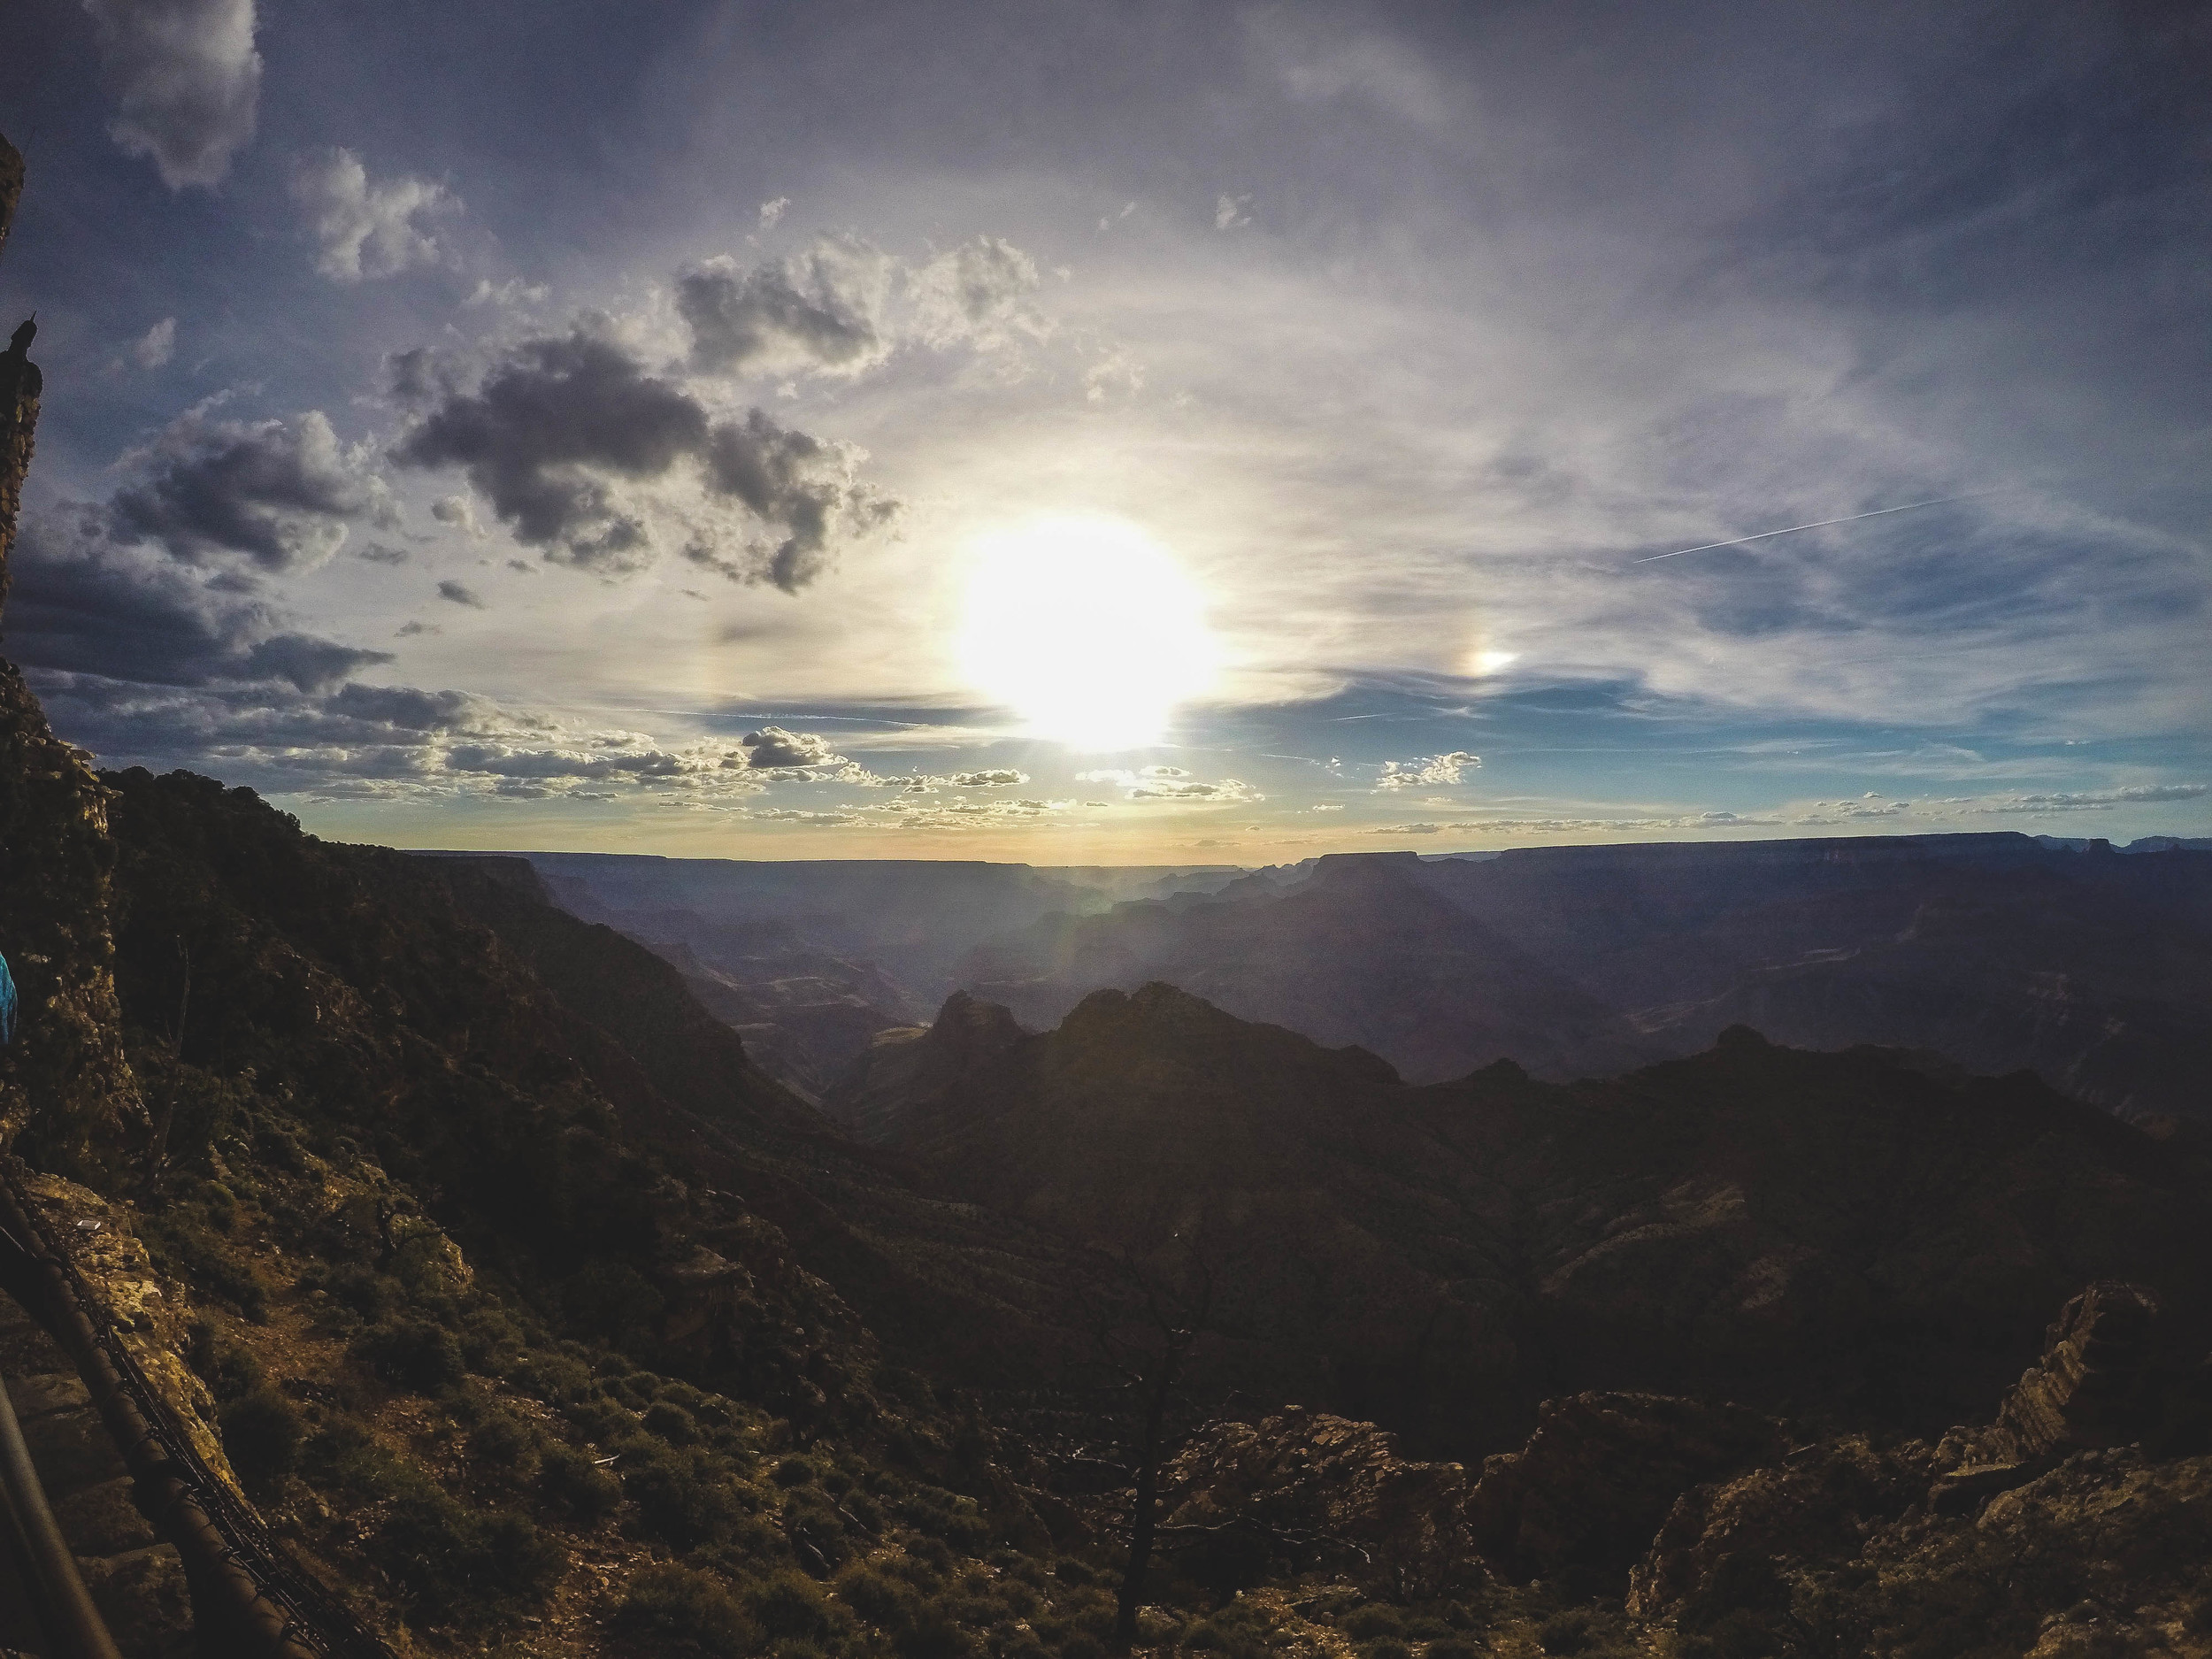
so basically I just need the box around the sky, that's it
[2,0,2208,864]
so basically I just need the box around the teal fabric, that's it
[0,951,14,1046]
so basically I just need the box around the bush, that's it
[772,1454,817,1486]
[323,1264,402,1321]
[538,1443,621,1523]
[835,1564,916,1631]
[626,1450,737,1547]
[466,1409,539,1475]
[373,1490,563,1616]
[352,1317,465,1393]
[894,1601,975,1659]
[1342,1608,1406,1641]
[1537,1611,1594,1656]
[749,1567,833,1640]
[458,1308,526,1372]
[645,1402,703,1445]
[1425,1644,1482,1659]
[219,1386,303,1488]
[618,1563,760,1655]
[1362,1642,1413,1659]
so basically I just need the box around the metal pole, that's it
[0,1356,124,1659]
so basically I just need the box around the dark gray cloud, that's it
[393,329,705,566]
[82,0,262,188]
[693,410,901,592]
[395,329,896,587]
[435,579,486,608]
[108,408,394,572]
[7,511,389,694]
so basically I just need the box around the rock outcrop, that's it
[0,128,145,1173]
[1464,1392,1789,1583]
[1161,1407,1488,1599]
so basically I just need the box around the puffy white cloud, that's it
[83,0,261,188]
[130,317,176,369]
[949,768,1028,787]
[675,234,1041,380]
[1375,751,1479,789]
[758,196,790,229]
[738,726,850,772]
[291,149,455,282]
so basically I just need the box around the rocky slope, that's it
[830,982,2212,1462]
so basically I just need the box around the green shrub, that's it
[458,1308,527,1371]
[748,1568,833,1640]
[538,1442,621,1523]
[1362,1641,1413,1659]
[373,1490,563,1616]
[219,1386,303,1488]
[565,1395,635,1442]
[772,1454,817,1486]
[626,1449,737,1547]
[618,1563,760,1655]
[1536,1611,1594,1656]
[645,1402,703,1445]
[323,1264,402,1320]
[835,1564,916,1631]
[1342,1608,1405,1641]
[352,1317,465,1393]
[1425,1643,1482,1659]
[466,1409,539,1475]
[894,1601,974,1659]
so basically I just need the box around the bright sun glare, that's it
[957,516,1218,751]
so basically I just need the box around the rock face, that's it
[0,129,145,1174]
[1970,1280,2170,1465]
[1464,1393,1789,1583]
[1161,1407,1488,1599]
[841,980,2212,1460]
[1627,1277,2212,1654]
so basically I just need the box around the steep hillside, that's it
[832,983,2212,1461]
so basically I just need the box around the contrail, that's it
[1633,492,1989,563]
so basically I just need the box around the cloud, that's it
[8,510,389,693]
[355,541,409,565]
[676,234,1041,380]
[107,406,395,572]
[392,327,895,586]
[435,579,485,609]
[689,409,901,592]
[879,796,1072,830]
[738,725,846,770]
[1375,751,1480,789]
[430,494,483,537]
[749,808,866,825]
[758,197,790,229]
[290,150,455,282]
[1214,193,1252,230]
[948,768,1029,787]
[1373,823,1443,833]
[83,0,262,188]
[1131,778,1263,803]
[131,317,176,369]
[678,240,892,378]
[1970,784,2207,815]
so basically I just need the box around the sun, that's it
[957,515,1219,751]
